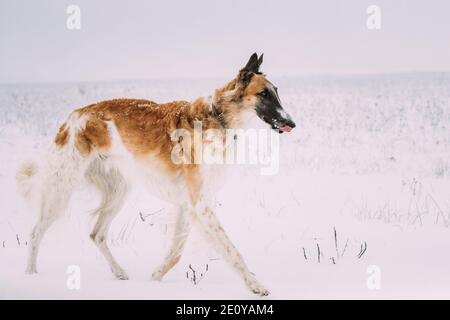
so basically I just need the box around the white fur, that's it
[18,110,270,296]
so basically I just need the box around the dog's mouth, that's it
[256,105,296,134]
[272,123,294,133]
[269,119,296,134]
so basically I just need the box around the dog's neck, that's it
[189,78,254,130]
[209,78,253,130]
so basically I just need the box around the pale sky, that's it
[1,0,450,84]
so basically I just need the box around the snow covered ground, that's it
[1,73,450,299]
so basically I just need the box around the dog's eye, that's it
[259,90,268,97]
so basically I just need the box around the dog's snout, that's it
[279,111,295,128]
[286,118,296,129]
[277,112,296,133]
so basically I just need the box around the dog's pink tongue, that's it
[280,125,293,133]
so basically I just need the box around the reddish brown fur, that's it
[212,73,268,128]
[54,73,269,188]
[30,54,274,296]
[75,116,111,156]
[54,123,69,147]
[71,98,224,176]
[244,74,266,96]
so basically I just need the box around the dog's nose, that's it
[286,119,296,129]
[281,117,295,129]
[279,110,295,128]
[279,117,296,133]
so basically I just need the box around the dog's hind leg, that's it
[26,154,82,274]
[152,204,190,280]
[86,159,129,280]
[26,192,72,274]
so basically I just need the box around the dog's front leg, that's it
[183,166,269,296]
[193,202,269,296]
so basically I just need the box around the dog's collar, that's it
[211,103,237,140]
[211,103,227,128]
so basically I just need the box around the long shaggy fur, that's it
[17,53,296,296]
[16,160,38,202]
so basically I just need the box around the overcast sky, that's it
[1,0,450,84]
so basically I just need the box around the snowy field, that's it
[1,73,450,299]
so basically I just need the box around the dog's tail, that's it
[16,160,39,203]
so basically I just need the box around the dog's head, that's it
[214,53,296,133]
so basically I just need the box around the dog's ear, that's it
[256,53,264,70]
[238,53,263,86]
[242,52,263,73]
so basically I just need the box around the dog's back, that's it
[17,54,296,296]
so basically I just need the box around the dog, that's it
[16,53,296,296]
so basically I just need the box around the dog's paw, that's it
[25,265,37,275]
[251,286,270,296]
[112,267,129,280]
[247,280,270,296]
[151,269,164,281]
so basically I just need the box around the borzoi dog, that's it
[16,53,296,296]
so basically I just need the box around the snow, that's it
[1,74,450,299]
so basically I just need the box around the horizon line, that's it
[1,70,450,87]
